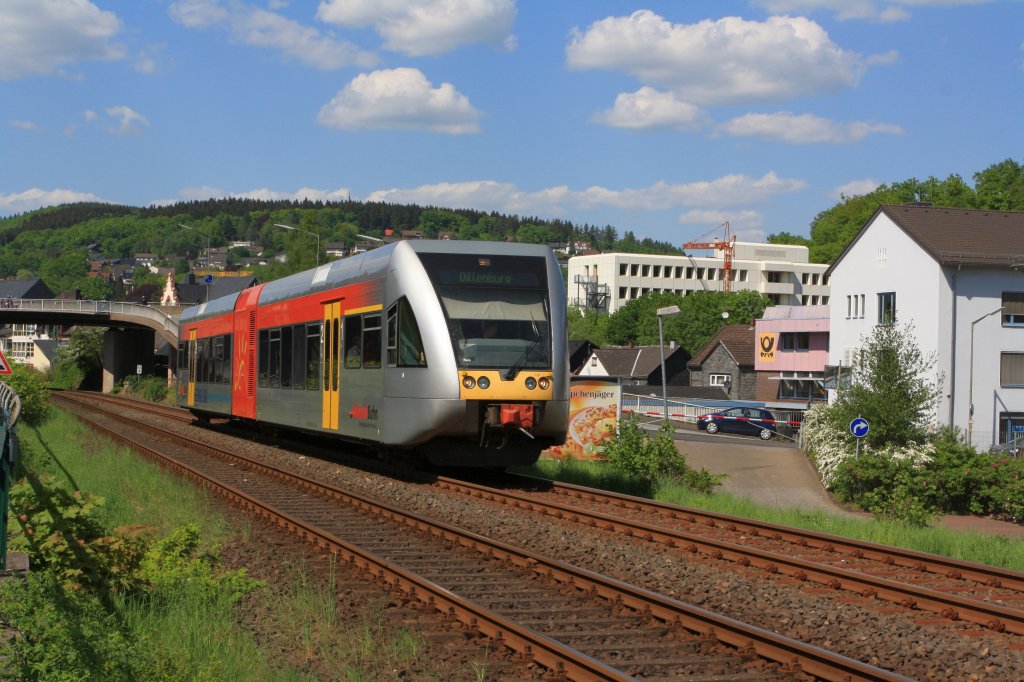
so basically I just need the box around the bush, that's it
[604,415,724,493]
[121,375,170,403]
[4,364,51,425]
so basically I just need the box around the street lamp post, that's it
[179,223,213,302]
[656,305,681,421]
[968,306,1004,444]
[274,223,321,267]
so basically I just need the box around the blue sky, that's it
[2,0,1022,245]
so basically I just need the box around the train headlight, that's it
[538,377,550,390]
[524,377,537,390]
[477,376,490,390]
[462,376,476,389]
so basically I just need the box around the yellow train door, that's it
[187,330,197,407]
[321,301,342,429]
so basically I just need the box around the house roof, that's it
[828,204,1024,274]
[176,275,259,305]
[688,324,755,367]
[761,304,829,321]
[0,278,54,299]
[591,345,685,379]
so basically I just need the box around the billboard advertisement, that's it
[547,376,621,461]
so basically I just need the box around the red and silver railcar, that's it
[176,240,569,467]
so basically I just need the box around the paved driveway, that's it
[669,426,861,516]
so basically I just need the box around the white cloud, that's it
[593,87,709,131]
[365,172,805,216]
[0,0,124,81]
[317,68,482,134]
[316,0,516,56]
[163,185,353,204]
[716,112,904,143]
[0,188,106,214]
[678,209,764,229]
[168,0,375,69]
[567,11,869,105]
[831,178,881,199]
[8,120,40,132]
[750,0,991,22]
[104,106,149,135]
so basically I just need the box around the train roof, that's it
[180,240,557,322]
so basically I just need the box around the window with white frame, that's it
[878,292,896,325]
[708,374,730,386]
[1003,292,1024,327]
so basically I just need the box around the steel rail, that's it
[55,395,632,681]
[502,472,1024,591]
[436,475,1024,636]
[56,393,908,682]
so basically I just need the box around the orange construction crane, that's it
[682,222,736,292]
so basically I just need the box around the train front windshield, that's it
[418,252,552,371]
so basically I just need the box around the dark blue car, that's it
[697,406,777,440]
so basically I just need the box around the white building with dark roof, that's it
[826,204,1024,449]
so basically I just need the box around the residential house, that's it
[826,204,1024,449]
[687,324,757,401]
[0,278,59,369]
[577,344,690,390]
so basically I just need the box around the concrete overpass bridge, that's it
[0,299,183,391]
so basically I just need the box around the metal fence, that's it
[2,298,179,341]
[620,392,805,441]
[0,382,21,571]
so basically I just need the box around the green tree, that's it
[602,290,768,354]
[73,275,113,301]
[567,306,609,344]
[767,231,811,247]
[973,158,1024,211]
[39,248,89,295]
[828,322,942,448]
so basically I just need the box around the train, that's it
[176,239,570,467]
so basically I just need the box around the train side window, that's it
[258,329,269,387]
[268,328,281,388]
[291,324,306,390]
[199,338,210,382]
[363,313,382,368]
[306,322,320,390]
[178,343,185,373]
[387,298,426,367]
[223,333,232,385]
[344,316,363,368]
[213,336,223,383]
[280,326,293,388]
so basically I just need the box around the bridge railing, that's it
[3,299,179,340]
[0,382,20,571]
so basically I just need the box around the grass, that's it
[4,408,480,680]
[518,457,1024,572]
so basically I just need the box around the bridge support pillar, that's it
[102,328,156,393]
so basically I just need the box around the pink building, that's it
[755,305,829,408]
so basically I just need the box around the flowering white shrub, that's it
[799,404,853,488]
[800,403,935,489]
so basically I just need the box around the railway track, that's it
[54,392,905,681]
[433,473,1024,637]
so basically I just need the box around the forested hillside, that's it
[0,198,680,297]
[2,155,1021,296]
[768,157,1024,263]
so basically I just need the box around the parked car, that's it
[697,406,777,440]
